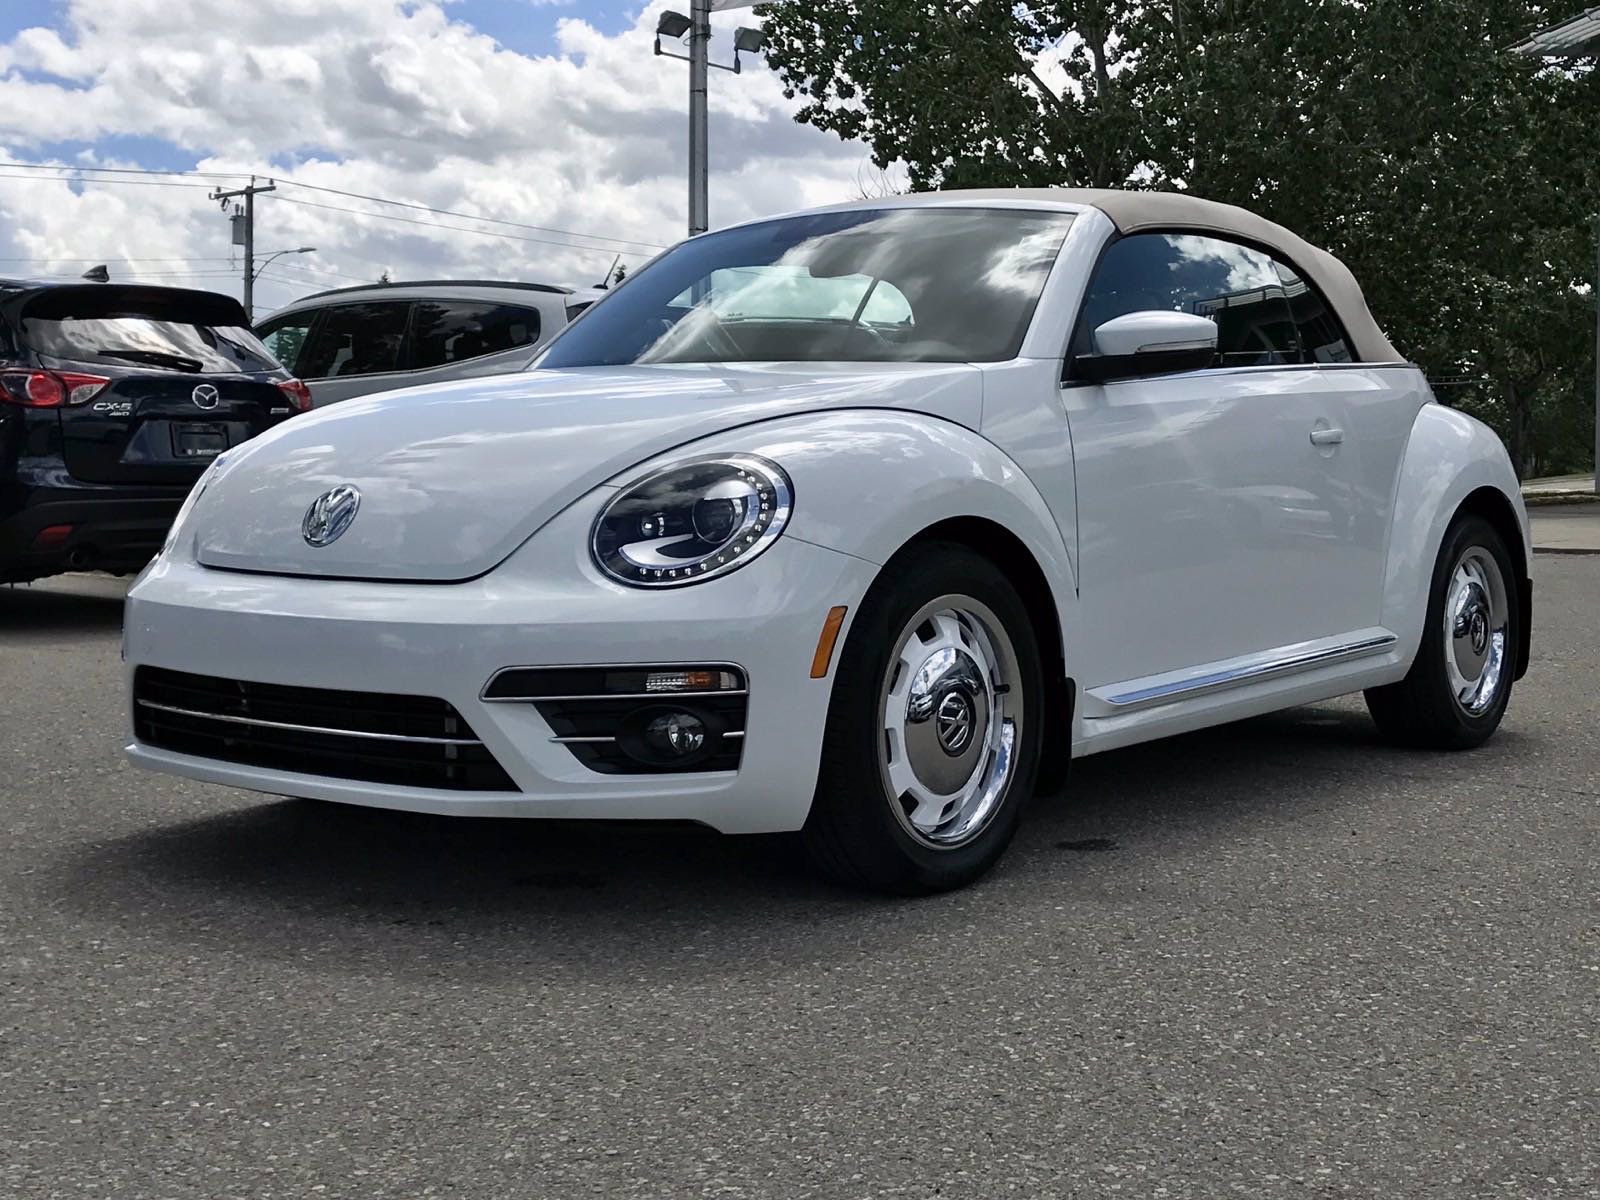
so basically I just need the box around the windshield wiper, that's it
[94,347,206,374]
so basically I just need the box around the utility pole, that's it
[209,176,276,318]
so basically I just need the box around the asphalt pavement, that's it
[1,565,1596,1199]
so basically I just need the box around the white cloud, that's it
[0,0,892,315]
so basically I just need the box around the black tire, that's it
[801,542,1045,894]
[1364,514,1518,750]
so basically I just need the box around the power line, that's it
[0,158,670,261]
[264,192,654,259]
[264,261,376,286]
[0,159,669,250]
[0,171,216,189]
[0,161,248,181]
[0,256,237,264]
[272,178,667,252]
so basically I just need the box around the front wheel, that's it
[802,543,1045,894]
[1365,514,1519,749]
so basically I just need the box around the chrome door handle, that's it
[1309,427,1345,446]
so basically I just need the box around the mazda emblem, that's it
[302,485,361,548]
[191,383,220,410]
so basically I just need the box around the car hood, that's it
[189,362,982,582]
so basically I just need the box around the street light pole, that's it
[252,247,318,283]
[689,0,711,237]
[656,1,763,238]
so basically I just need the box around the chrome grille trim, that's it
[135,699,486,746]
[495,689,748,704]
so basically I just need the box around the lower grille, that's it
[133,667,517,791]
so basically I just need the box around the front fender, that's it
[613,407,1079,649]
[655,409,1074,573]
[1381,403,1529,666]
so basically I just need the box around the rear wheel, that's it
[1365,515,1517,749]
[802,543,1044,894]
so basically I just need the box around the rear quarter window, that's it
[407,301,542,370]
[294,301,411,380]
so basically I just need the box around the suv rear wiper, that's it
[94,348,206,374]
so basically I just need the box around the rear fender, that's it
[1381,403,1530,669]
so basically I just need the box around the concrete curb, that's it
[1524,493,1600,507]
[1532,546,1600,556]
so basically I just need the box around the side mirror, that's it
[1070,311,1218,383]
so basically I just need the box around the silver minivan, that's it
[253,280,599,407]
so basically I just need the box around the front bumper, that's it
[124,513,873,834]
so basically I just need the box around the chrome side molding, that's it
[1099,634,1398,711]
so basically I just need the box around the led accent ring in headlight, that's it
[592,455,793,587]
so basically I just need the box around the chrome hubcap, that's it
[878,597,1022,848]
[1443,547,1508,717]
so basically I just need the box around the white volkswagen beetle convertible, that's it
[124,190,1531,893]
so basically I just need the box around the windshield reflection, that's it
[540,208,1075,369]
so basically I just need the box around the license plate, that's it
[174,426,227,458]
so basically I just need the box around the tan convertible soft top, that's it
[919,189,1402,364]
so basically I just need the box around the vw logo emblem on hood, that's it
[191,383,220,410]
[302,485,361,548]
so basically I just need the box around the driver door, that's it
[1063,232,1384,699]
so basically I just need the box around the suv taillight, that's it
[0,370,111,408]
[275,378,313,413]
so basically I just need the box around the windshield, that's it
[539,207,1075,368]
[22,316,281,374]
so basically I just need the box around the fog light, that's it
[645,711,706,756]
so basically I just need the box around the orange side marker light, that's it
[810,606,849,679]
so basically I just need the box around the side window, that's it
[407,301,542,370]
[255,312,316,374]
[296,302,411,380]
[1273,261,1355,363]
[1075,233,1300,368]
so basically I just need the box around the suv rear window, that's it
[21,316,279,374]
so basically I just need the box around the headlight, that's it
[591,454,793,587]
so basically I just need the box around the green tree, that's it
[759,0,1600,476]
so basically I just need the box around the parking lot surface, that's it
[2,563,1596,1199]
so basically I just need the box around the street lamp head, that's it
[295,246,316,254]
[656,10,692,39]
[733,26,765,54]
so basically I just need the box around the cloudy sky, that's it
[0,0,886,316]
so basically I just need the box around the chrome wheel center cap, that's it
[1468,609,1488,656]
[935,691,974,756]
[902,645,989,797]
[1443,549,1508,717]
